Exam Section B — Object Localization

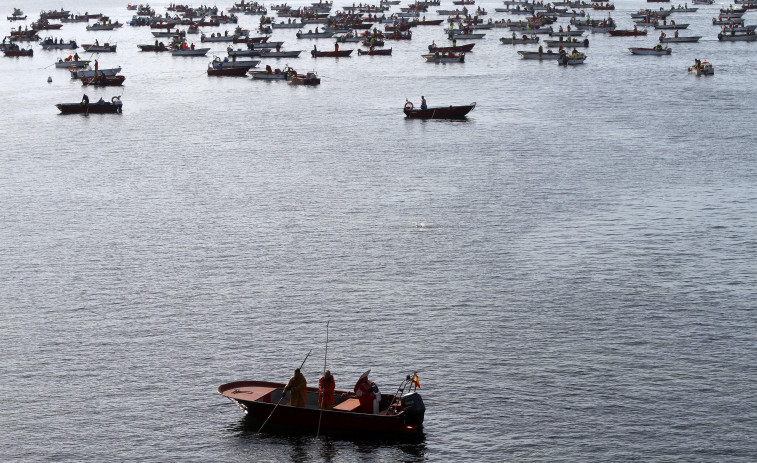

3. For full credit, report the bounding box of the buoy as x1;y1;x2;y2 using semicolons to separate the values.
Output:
47;76;52;83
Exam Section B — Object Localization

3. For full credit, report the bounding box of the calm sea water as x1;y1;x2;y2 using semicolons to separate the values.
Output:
1;0;756;461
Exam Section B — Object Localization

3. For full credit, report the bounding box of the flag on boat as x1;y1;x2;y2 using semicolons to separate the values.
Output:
412;374;420;389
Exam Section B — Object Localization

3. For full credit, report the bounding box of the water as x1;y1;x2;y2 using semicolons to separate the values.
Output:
1;0;756;461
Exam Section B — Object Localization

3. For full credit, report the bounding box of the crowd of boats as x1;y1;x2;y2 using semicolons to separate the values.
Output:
3;0;755;116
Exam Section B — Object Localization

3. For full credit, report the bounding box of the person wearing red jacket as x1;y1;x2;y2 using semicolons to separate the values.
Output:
354;370;380;414
318;370;335;410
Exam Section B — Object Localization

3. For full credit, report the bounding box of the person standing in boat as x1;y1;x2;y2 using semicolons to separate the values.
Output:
282;368;307;407
421;96;427;110
318;370;335;410
354;370;380;414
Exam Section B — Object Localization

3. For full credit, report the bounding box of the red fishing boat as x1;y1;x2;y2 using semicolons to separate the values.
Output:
81;74;126;86
218;373;424;436
428;42;475;53
3;47;33;57
207;64;251;76
404;100;476;119
290;70;321;85
608;29;648;36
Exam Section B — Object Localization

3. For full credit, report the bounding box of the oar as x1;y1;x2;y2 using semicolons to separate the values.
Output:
315;321;329;439
257;349;312;433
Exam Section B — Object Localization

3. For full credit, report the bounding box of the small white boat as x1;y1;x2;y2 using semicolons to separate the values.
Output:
713;17;744;25
260;50;303;58
210;56;260;68
201;33;235;42
272;21;306;29
629;46;672;55
508;26;553;34
721;25;757;33
70;66;122;79
82;43;117;52
448;31;486;39
249;42;285;49
499;35;539;44
296;30;335;39
227;48;262;57
249;66;297;80
660;35;701;43
549;30;585;37
422;52;465;63
654;23;689;30
558;51;586;65
517;50;561;60
171;47;210;56
688;60;714;75
544;38;589;47
718;31;757;41
55;59;90;68
86;22;118;31
40;40;78;50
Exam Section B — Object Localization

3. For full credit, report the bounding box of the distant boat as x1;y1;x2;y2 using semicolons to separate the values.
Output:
171;47;210;56
629;46;672;55
357;47;392;55
3;48;34;57
311;48;353;57
659;35;701;42
55;59;90;68
82;43;117;52
70;66;122;79
688;60;714;75
81;74;126;86
422;52;465;63
404;100;476;119
290;70;321;85
40;39;78;50
56;96;123;114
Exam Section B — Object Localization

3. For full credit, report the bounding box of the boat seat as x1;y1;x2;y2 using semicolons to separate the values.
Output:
228;386;278;403
333;398;361;412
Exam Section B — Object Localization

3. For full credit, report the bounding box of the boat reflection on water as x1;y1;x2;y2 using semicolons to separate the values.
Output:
224;417;427;463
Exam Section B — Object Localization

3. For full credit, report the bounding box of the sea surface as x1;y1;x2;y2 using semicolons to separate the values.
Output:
1;0;756;461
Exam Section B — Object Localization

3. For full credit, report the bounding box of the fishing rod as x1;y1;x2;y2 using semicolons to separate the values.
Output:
315;321;329;439
257;349;312;433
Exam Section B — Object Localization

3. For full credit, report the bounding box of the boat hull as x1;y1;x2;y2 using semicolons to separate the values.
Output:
3;50;34;57
56;101;123;114
718;33;757;41
81;75;126;86
71;67;122;79
171;48;211;56
404;103;476;119
660;36;701;42
357;48;392;55
311;49;353;57
207;66;251;76
55;60;90;68
518;50;560;60
629;47;672;55
218;381;421;436
428;43;474;53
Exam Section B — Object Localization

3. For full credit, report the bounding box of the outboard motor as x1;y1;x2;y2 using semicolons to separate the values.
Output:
401;392;425;426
